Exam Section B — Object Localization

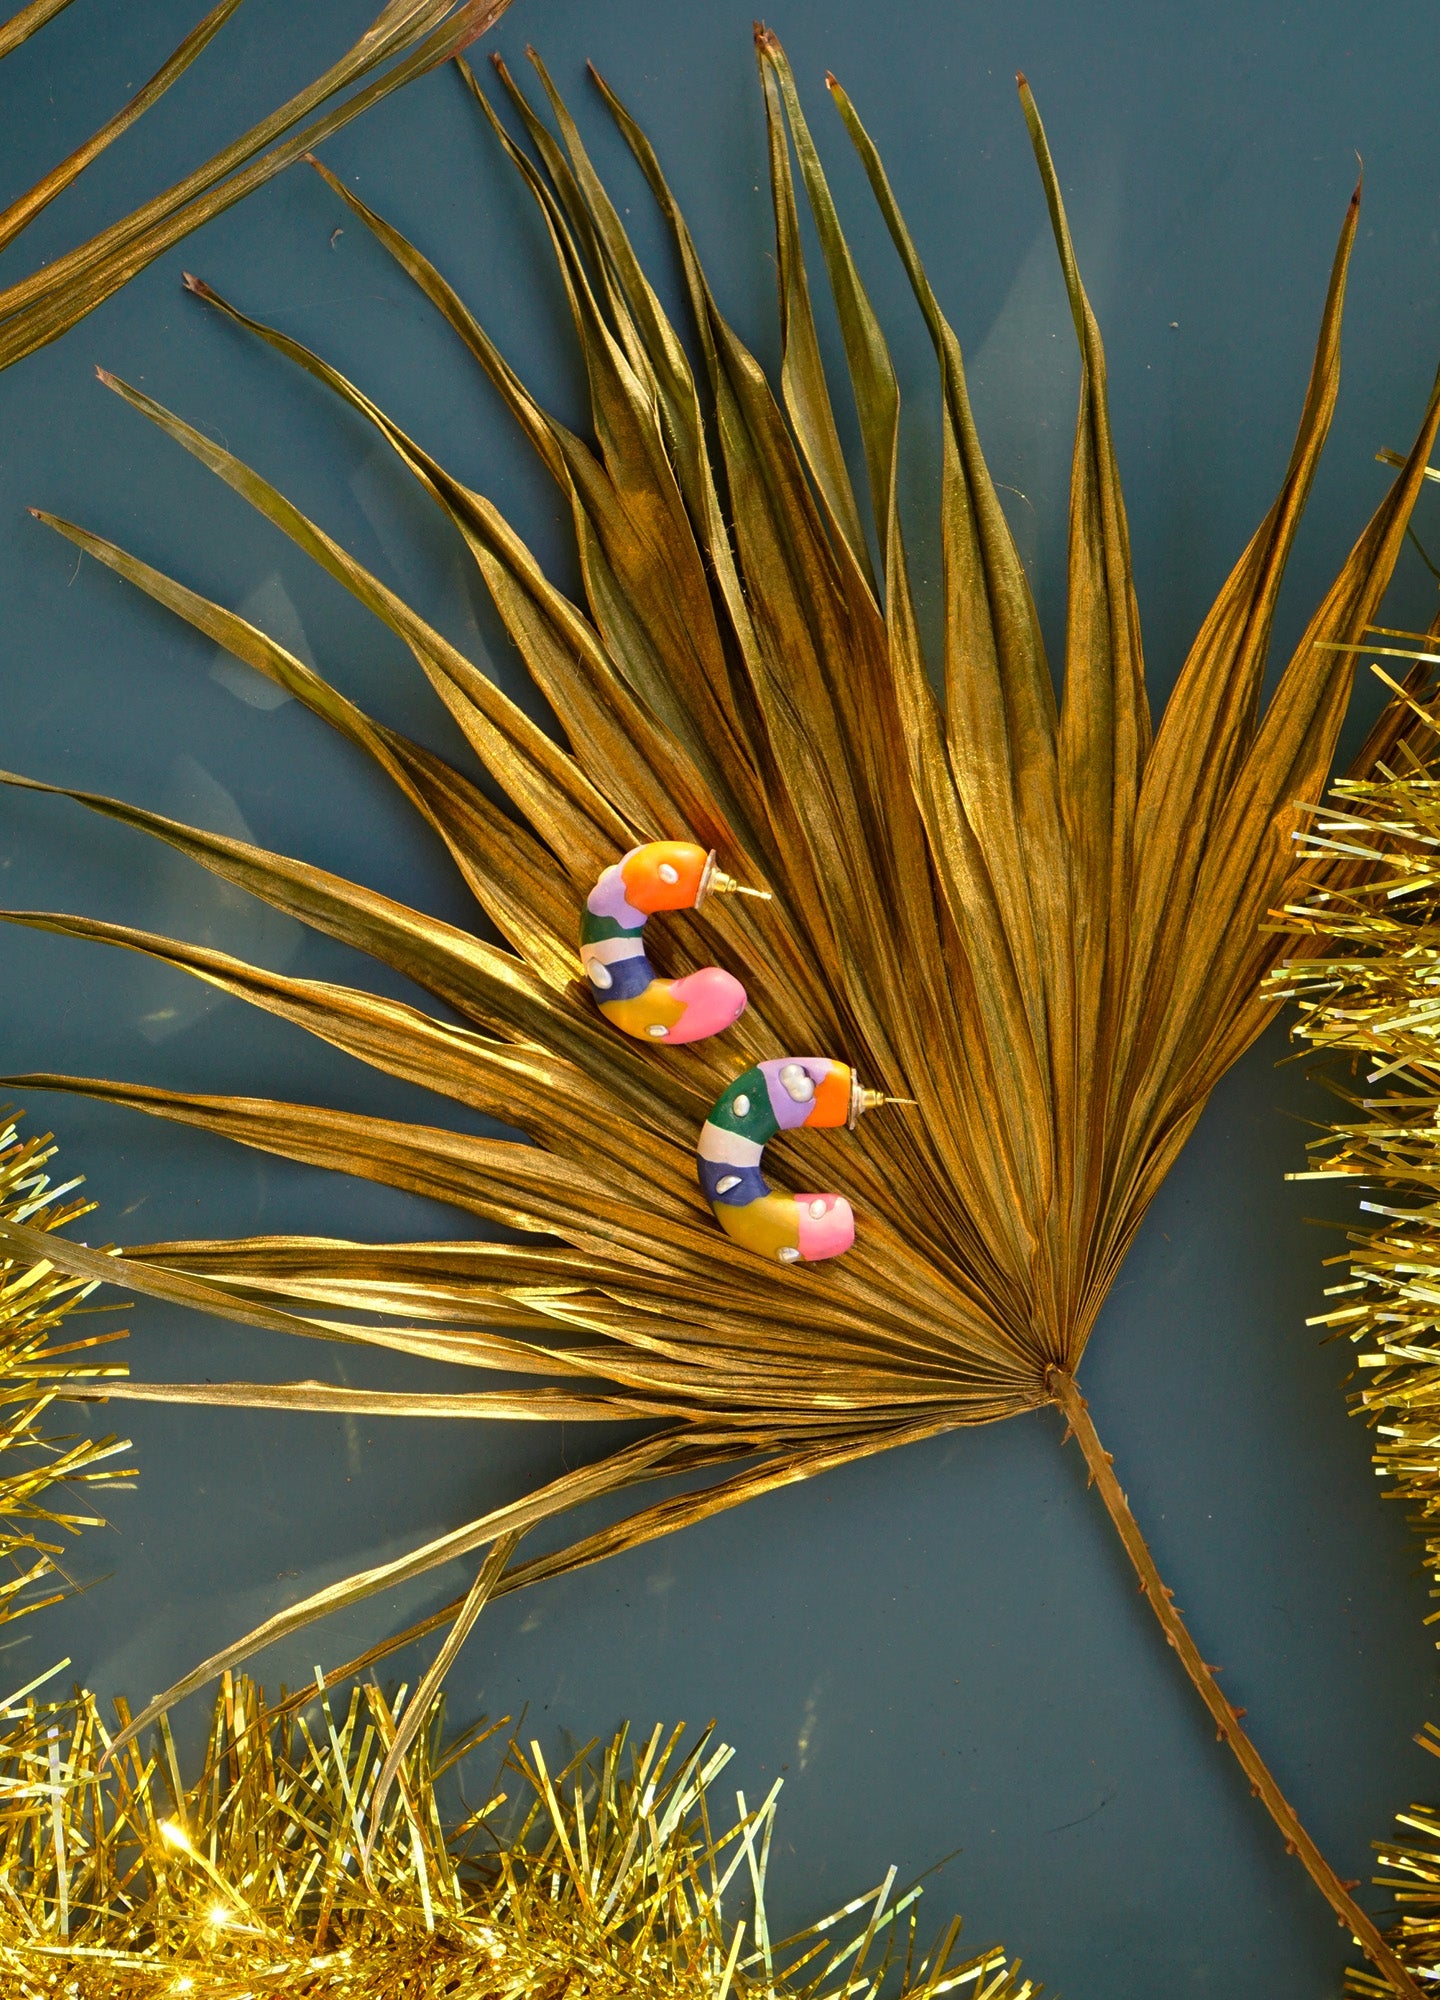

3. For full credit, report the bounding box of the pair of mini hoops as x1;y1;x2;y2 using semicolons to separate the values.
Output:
580;840;909;1267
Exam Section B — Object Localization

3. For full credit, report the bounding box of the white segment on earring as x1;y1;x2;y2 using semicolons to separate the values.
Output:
581;935;649;964
580;934;647;991
697;1122;765;1167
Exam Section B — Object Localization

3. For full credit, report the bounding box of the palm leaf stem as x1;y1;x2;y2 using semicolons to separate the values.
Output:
1049;1369;1414;1996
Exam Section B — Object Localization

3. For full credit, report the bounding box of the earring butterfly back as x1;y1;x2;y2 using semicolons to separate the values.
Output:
581;841;770;1045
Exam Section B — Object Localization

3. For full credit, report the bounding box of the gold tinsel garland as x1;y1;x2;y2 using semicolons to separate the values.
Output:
0;1115;132;1629
1273;660;1440;1993
0;1122;1035;1997
0;1677;1037;2000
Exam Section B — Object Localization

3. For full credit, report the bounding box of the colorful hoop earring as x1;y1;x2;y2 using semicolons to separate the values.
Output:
697;1057;914;1264
581;841;769;1045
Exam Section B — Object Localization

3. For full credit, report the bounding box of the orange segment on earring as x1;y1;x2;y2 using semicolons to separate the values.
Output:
619;840;711;912
808;1063;852;1128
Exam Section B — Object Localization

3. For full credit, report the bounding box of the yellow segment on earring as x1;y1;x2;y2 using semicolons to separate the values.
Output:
599;979;687;1041
714;1191;802;1261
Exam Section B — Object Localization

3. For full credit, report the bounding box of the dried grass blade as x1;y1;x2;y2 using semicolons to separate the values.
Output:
755;36;874;588
105;1429;695;1758
92;371;627;871
33;508;577;986
0;0;74;62
0;1211;559;1371
824;68;1060;820
1018;79;1148;953
67;1379;677;1421
0;0;244;255
0;1;516;368
119;1233;649;1314
1133;190;1357;908
362;1529;519;1845
0;908;700;1188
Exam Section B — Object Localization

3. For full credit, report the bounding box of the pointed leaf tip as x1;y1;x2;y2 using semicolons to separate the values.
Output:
94;366;115;386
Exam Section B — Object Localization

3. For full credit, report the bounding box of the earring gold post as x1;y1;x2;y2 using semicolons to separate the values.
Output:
849;1083;920;1127
697;852;773;904
708;869;773;900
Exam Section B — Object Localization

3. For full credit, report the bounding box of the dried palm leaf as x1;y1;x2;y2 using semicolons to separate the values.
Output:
5;30;1440;1988
0;1114;132;1629
0;1674;1036;2000
0;0;516;370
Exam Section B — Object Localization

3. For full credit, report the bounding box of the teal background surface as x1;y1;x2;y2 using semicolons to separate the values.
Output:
3;2;1440;1991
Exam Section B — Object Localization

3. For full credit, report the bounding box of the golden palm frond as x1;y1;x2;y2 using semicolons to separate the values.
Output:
0;0;515;370
0;1114;132;1630
5;31;1440;1987
0;1672;1037;1999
